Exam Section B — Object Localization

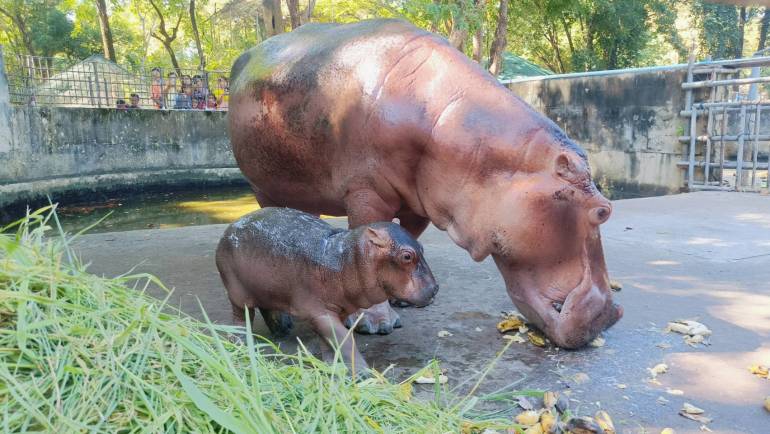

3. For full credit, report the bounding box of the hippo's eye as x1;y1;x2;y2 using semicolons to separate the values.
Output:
399;250;414;264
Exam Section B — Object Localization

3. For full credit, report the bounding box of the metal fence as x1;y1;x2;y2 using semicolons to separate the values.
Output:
3;52;230;111
680;55;770;192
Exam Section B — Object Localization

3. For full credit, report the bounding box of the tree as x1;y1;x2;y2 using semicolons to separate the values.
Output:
262;0;284;36
0;1;38;55
287;0;300;29
147;0;184;72
759;8;770;53
189;0;205;69
488;0;508;75
95;0;116;61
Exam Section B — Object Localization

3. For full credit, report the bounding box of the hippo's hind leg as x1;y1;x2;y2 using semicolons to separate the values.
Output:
259;308;294;338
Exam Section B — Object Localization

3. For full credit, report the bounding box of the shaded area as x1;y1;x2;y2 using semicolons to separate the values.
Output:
72;192;770;433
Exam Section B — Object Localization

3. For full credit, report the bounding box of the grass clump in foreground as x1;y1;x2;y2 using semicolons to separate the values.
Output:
0;207;520;433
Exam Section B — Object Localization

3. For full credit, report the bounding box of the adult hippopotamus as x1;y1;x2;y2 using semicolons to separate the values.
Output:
228;18;622;348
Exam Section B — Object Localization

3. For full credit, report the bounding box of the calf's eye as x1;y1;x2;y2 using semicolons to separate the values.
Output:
399;251;414;264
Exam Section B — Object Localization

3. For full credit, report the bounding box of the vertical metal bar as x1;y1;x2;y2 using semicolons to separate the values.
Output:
720;105;727;186
91;62;102;108
705;69;717;184
752;103;761;189
686;51;696;189
736;102;747;190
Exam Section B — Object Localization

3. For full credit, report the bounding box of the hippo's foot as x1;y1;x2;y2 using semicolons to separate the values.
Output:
344;301;402;335
259;308;294;338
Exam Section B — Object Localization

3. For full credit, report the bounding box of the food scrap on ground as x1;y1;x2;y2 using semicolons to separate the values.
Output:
649;363;669;378
749;364;770;379
679;402;712;425
665;320;712;346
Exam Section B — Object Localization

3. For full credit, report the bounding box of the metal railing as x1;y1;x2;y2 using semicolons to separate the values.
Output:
680;54;770;192
3;52;230;111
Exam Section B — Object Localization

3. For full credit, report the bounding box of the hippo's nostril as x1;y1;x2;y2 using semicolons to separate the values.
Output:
552;301;563;313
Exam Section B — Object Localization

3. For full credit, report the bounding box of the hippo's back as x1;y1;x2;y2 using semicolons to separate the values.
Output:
227;19;441;214
222;208;350;270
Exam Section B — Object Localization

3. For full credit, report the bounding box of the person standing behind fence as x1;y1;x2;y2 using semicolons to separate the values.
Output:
214;77;229;110
192;75;206;110
164;71;178;109
175;74;193;109
150;67;164;109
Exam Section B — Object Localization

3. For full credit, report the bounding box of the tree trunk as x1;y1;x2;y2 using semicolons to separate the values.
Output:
760;8;770;53
161;41;181;72
262;0;284;36
472;0;485;63
287;0;300;29
300;0;316;24
189;0;205;70
488;0;509;76
95;0;116;61
148;0;183;74
737;6;746;58
472;28;483;62
448;17;466;51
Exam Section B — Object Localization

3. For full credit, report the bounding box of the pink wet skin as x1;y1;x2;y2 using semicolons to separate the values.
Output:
215;208;438;373
228;18;622;348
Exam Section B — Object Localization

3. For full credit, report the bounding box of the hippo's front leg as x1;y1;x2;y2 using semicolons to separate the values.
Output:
311;312;369;374
343;188;403;335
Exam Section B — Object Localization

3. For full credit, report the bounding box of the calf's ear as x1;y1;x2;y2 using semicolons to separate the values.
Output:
366;227;391;248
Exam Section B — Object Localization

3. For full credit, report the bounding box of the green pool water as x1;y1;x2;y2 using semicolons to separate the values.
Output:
50;186;262;234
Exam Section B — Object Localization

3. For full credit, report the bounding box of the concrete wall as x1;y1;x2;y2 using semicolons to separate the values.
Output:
1;60;690;212
506;66;687;198
0;105;241;208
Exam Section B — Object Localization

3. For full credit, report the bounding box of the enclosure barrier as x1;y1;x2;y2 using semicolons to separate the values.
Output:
2;51;230;111
680;54;770;192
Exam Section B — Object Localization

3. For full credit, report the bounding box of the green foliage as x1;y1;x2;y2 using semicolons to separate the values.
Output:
0;208;521;432
0;0;765;75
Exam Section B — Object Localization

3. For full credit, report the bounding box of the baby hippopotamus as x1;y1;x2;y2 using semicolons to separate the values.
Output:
215;207;438;372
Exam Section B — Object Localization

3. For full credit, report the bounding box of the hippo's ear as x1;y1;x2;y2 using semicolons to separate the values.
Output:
366;227;391;248
555;153;575;179
554;153;588;185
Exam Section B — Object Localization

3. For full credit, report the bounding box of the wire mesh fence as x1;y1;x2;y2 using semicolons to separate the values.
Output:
3;52;230;111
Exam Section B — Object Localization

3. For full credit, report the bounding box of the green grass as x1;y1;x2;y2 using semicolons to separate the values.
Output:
0;206;522;433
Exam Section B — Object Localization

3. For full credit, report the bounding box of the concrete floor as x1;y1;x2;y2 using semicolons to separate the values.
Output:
73;192;770;434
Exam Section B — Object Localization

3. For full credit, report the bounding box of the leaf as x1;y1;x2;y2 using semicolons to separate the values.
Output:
610;280;623;291
589;336;605;347
595;410;615;434
678;411;712;424
749;364;770;379
415;374;448;384
171;368;250;434
527;330;546;347
517;395;535;410
649;363;668;378
496;315;525;333
514;410;539;426
437;330;453;337
396;382;412;401
682;402;704;414
764;396;770;412
666;388;684;396
502;334;526;343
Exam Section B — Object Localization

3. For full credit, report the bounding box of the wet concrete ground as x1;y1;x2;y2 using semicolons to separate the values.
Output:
73;191;770;434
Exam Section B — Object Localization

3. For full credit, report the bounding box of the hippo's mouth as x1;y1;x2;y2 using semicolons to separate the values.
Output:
495;257;622;348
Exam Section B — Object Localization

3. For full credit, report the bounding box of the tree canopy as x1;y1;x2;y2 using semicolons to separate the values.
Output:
0;0;767;75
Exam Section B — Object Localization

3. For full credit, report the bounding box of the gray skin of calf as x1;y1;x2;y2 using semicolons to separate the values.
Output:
215;207;438;373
